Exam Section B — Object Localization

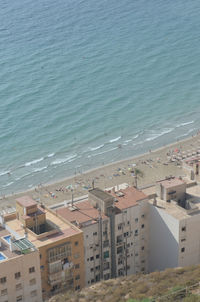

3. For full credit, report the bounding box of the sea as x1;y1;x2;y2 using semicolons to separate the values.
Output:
1;0;200;195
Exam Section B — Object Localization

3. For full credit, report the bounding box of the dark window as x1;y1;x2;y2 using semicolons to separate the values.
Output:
104;273;110;280
90;256;94;261
0;277;6;284
141;214;145;218
182;227;186;232
75;275;80;280
75;241;79;246
29;267;35;273
135;218;138;223
93;232;97;236
104;251;109;259
141;224;144;228
90;268;94;272
75;264;80;269
75;285;80;290
181;238;186;242
135;230;138;236
96;254;99;259
181;247;185;253
141;246;144;251
15;272;21;279
117;246;123;254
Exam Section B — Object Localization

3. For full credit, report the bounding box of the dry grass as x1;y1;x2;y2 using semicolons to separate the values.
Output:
48;265;200;302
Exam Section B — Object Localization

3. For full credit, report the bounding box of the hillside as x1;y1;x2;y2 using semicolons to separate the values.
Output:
48;266;200;302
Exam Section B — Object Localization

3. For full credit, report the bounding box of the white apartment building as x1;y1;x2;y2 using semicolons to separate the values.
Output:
148;177;200;272
57;184;149;285
0;223;42;302
57;200;112;286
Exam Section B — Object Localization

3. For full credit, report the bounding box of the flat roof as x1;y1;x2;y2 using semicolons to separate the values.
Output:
0;227;23;260
111;187;147;210
6;206;81;248
157;177;185;189
89;188;115;203
57;201;108;227
16;196;37;208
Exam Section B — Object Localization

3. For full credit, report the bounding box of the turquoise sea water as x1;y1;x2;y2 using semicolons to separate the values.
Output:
1;0;200;195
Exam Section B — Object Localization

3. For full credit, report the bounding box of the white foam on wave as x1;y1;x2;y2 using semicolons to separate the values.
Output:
33;166;47;172
178;128;196;138
109;136;121;143
25;157;44;167
145;128;174;142
3;181;14;188
176;121;194;128
51;154;77;166
89;144;104;151
88;147;118;158
47;153;55;158
0;171;10;177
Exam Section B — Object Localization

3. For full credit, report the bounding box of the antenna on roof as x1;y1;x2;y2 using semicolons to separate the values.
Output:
92;179;95;189
71;189;74;207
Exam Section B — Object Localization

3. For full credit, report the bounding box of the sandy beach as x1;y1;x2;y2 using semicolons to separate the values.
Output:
1;133;200;211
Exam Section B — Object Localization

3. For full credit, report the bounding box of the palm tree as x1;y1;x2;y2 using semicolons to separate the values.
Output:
134;168;144;188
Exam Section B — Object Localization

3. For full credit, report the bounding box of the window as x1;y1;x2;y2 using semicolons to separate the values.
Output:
141;224;144;229
96;254;99;259
182;227;186;232
1;289;7;296
29;267;35;274
30;290;37;297
95;274;100;282
135;230;138;236
103;262;110;270
141;260;145;264
90;268;94;272
181;238;186;242
135;218;138;223
93;232;97;236
91;279;94;284
16;284;22;290
0;277;6;284
117;246;123;254
75;285;80;290
141;246;145;251
135;252;138;257
75;264;80;269
90;256;94;261
127;221;130;225
118;224;122;230
96;265;100;270
75;275;80;280
15;272;21;279
87;258;89;262
29;279;36;286
75;241;79;246
181;247;185;253
104;251;109;259
74;253;80;259
141;214;145;218
16;296;23;302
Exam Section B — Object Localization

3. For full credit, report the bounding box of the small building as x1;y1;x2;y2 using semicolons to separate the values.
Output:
156;177;186;204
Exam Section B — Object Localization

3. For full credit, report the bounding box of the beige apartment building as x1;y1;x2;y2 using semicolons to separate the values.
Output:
2;196;85;300
0;224;42;302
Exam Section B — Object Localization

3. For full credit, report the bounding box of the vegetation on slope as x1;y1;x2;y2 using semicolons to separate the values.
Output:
49;265;200;302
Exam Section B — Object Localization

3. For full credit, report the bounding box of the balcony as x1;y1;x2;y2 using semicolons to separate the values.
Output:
48;251;71;263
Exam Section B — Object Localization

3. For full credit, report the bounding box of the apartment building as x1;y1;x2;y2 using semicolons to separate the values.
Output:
149;177;200;272
57;184;149;285
3;196;85;300
56;201;111;286
0;224;42;302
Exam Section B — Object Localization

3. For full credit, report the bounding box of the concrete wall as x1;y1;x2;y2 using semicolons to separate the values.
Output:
179;214;200;267
148;204;179;272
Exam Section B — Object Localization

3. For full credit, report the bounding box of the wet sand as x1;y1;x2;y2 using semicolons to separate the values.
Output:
1;133;200;211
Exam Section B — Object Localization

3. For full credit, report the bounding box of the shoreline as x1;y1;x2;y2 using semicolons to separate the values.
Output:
1;132;199;210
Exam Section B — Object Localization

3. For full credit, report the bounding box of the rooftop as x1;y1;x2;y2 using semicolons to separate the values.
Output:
16;195;37;208
0;227;32;260
157;177;185;189
89;188;115;203
5;197;82;248
110;187;147;210
56;201;108;227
